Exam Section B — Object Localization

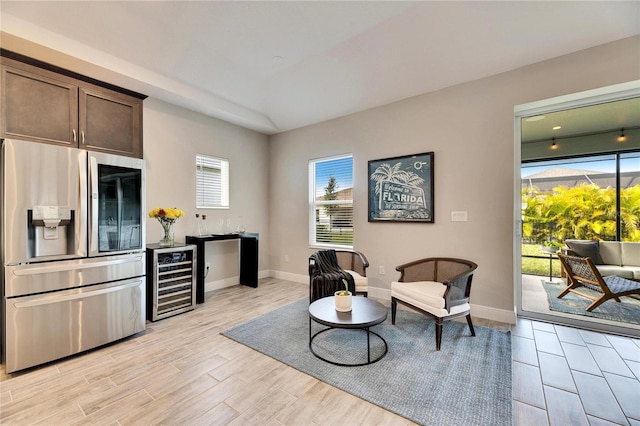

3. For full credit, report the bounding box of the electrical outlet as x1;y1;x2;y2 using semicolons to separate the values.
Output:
379;265;385;275
284;254;289;262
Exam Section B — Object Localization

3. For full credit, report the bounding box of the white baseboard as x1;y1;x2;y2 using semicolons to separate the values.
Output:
268;270;516;325
259;269;270;279
271;270;307;284
205;276;240;292
204;269;272;292
367;286;390;300
470;304;517;325
240;270;517;325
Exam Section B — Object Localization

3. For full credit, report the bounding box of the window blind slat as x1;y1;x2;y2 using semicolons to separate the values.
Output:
309;155;353;247
196;154;229;209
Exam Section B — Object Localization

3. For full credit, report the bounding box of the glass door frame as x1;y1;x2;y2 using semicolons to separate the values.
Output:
88;151;146;257
513;80;640;337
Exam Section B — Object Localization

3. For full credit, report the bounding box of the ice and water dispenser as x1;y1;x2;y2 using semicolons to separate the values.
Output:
28;205;74;258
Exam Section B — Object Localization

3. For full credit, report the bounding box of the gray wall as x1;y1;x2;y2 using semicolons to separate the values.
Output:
144;98;270;287
2;31;638;320
268;36;640;322
0;34;272;290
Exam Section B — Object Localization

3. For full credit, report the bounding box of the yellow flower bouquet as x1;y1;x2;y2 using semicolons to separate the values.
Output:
149;207;185;246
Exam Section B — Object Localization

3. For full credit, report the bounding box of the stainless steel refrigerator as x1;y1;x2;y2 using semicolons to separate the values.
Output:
1;138;146;373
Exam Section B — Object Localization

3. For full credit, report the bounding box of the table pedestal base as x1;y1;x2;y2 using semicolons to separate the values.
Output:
309;322;388;367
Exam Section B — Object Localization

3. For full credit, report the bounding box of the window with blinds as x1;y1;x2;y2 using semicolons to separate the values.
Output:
309;154;353;248
196;154;229;209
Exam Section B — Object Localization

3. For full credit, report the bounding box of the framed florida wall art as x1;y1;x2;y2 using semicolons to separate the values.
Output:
368;152;434;222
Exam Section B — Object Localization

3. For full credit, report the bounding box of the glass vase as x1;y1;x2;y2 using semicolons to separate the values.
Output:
198;214;208;236
159;221;174;247
235;216;245;233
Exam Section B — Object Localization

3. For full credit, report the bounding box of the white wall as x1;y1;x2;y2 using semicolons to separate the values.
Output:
144;98;270;287
268;36;640;323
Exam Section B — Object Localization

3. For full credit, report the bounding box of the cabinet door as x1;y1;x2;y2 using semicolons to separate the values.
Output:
1;63;78;146
79;87;143;158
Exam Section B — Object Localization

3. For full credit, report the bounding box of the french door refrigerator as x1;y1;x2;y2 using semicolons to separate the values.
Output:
1;138;146;373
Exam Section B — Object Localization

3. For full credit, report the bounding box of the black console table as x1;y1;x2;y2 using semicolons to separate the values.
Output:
185;233;259;303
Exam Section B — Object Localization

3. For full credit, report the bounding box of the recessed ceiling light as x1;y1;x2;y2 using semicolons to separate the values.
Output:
553;126;562;130
525;115;546;122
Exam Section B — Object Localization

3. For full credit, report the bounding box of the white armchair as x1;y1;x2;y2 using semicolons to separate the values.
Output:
391;257;478;351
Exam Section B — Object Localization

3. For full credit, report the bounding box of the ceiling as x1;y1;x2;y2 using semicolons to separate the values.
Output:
521;97;640;143
1;1;639;135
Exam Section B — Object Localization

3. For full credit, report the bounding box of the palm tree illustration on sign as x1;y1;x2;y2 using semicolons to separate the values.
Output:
368;153;434;222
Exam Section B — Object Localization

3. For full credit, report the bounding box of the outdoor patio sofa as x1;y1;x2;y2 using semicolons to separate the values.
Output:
562;239;640;281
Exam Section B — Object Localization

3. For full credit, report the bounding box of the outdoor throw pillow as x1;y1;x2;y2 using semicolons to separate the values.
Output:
565;239;604;265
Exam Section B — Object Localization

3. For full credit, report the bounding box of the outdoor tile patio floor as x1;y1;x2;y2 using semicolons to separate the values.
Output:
512;317;640;425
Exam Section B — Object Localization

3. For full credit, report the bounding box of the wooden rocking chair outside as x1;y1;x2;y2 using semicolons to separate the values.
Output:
557;253;640;312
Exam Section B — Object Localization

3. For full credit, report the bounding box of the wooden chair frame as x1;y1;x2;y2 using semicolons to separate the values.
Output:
392;257;478;351
557;253;640;311
309;250;370;297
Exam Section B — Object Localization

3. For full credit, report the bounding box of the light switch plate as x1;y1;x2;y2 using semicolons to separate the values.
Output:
451;211;468;222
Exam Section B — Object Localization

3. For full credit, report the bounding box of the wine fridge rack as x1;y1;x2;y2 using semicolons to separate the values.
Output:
146;244;196;321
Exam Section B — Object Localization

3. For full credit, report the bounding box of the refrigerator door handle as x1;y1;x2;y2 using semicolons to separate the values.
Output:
12;279;143;308
78;151;88;255
89;155;99;254
11;255;144;276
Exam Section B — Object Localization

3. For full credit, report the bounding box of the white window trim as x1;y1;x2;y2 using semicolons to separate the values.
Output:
196;154;229;209
308;153;354;249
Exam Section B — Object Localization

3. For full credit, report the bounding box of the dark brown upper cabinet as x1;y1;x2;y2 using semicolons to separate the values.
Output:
1;52;145;158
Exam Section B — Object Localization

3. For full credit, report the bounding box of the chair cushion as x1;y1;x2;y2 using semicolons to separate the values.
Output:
595;265;635;279
621;243;640;267
565;240;604;264
603;275;640;293
391;281;469;318
599;241;622;266
344;270;367;292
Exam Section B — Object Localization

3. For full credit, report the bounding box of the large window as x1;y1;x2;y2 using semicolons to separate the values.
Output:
620;152;640;241
196;154;229;209
309;154;353;248
521;151;640;276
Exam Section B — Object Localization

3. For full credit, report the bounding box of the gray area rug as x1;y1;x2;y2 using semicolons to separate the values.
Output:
223;298;512;425
543;281;640;325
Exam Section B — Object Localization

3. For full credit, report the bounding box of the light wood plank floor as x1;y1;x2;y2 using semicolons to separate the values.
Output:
0;278;415;425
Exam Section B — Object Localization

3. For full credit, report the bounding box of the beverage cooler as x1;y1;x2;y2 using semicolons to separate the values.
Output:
146;244;197;321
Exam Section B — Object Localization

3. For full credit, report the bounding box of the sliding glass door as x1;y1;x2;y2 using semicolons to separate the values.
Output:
620;152;640;241
515;84;640;336
519;151;640;334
